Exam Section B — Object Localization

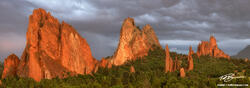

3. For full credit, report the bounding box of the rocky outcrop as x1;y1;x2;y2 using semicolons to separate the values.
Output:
165;45;174;73
197;36;230;59
109;17;161;66
2;54;20;78
188;46;194;71
180;68;185;78
99;58;112;68
130;66;135;73
10;8;97;81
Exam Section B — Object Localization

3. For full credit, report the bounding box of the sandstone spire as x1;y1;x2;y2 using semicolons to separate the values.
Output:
165;45;173;72
188;46;194;71
109;17;161;66
197;36;230;59
130;66;135;73
2;54;20;78
189;46;194;55
13;8;97;81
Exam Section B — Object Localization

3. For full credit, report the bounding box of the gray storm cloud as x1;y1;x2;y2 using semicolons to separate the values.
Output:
0;0;250;60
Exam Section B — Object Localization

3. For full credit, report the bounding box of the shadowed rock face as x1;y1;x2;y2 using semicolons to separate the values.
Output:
13;8;97;81
109;17;161;66
2;54;20;79
197;36;230;59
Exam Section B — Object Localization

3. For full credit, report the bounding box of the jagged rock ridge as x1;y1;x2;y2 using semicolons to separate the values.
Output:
197;36;230;59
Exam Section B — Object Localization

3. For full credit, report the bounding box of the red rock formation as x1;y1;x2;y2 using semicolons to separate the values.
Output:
189;46;194;55
15;8;97;81
99;58;112;68
188;46;194;71
180;68;185;78
197;36;230;59
165;45;174;72
173;57;180;72
169;57;173;72
99;58;108;68
130;66;135;73
2;54;20;78
109;17;161;66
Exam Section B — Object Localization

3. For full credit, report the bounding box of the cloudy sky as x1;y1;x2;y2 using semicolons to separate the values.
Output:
1;0;250;60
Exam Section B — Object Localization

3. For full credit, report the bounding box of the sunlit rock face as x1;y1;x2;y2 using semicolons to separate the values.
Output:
15;8;97;81
60;21;97;75
2;54;20;79
197;36;230;59
109;17;161;66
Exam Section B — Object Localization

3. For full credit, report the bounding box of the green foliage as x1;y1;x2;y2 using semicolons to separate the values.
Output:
0;47;249;88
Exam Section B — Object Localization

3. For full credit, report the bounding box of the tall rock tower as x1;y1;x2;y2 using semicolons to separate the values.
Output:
109;17;161;66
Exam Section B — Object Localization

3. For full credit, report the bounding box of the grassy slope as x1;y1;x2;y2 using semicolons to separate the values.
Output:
1;47;249;88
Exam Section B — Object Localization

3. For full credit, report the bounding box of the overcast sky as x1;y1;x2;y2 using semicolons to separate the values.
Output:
0;0;250;60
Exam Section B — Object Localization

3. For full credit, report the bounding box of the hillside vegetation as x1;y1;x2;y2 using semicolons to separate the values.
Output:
1;47;249;88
